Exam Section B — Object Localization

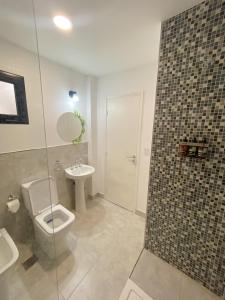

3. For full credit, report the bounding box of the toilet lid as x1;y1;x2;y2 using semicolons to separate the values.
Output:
28;177;58;216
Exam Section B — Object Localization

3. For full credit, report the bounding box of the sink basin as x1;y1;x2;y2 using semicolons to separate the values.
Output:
0;228;19;299
65;164;95;180
65;164;95;213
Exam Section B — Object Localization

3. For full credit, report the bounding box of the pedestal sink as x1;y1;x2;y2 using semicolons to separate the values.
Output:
65;164;95;213
0;228;19;300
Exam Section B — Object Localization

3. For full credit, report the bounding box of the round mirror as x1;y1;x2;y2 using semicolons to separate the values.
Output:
57;111;85;144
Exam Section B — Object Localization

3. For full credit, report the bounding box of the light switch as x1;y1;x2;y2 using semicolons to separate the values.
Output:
144;148;151;156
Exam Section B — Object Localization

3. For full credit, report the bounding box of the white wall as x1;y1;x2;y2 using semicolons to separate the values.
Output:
40;58;88;147
97;64;158;213
0;38;158;213
0;39;46;153
86;76;98;195
0;38;88;153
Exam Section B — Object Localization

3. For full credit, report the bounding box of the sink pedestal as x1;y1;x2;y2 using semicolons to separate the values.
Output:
65;164;95;213
75;180;86;213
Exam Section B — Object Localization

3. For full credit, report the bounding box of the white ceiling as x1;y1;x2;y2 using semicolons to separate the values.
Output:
0;0;203;76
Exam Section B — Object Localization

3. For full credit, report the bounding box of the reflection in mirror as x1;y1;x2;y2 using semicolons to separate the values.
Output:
0;81;17;115
57;112;82;143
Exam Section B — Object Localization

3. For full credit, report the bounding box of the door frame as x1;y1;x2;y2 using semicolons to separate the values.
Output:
104;91;144;212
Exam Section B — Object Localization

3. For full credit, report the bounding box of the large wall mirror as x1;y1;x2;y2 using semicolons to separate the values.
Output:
0;70;29;124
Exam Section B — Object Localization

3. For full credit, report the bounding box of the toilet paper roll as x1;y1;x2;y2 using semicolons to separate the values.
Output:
7;199;20;213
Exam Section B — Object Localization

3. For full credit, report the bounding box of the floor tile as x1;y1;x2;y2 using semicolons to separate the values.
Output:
10;198;145;300
68;198;145;300
179;275;221;300
119;279;153;300
131;249;221;300
131;250;182;300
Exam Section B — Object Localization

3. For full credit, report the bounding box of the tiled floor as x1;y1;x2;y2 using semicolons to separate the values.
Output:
131;249;222;300
8;198;223;300
9;198;145;300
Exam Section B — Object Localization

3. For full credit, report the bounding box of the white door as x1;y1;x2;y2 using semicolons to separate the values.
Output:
105;92;142;211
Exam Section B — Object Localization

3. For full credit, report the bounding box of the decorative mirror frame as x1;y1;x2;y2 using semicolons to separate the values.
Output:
0;70;29;124
72;110;85;144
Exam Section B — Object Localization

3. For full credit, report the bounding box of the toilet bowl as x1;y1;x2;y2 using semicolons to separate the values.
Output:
22;177;75;259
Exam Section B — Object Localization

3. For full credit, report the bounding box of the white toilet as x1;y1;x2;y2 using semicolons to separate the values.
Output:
22;177;75;258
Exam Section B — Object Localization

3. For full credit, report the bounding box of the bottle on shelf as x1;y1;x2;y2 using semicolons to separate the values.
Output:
198;137;207;158
188;137;197;157
179;137;189;157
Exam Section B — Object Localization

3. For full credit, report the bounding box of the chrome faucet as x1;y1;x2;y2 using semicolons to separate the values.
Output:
74;159;79;167
78;158;83;166
74;158;83;167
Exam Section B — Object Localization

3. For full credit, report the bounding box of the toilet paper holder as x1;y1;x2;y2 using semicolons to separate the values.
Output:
7;194;20;214
8;194;17;201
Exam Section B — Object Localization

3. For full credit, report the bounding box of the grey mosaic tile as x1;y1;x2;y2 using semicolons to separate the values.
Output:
145;0;225;296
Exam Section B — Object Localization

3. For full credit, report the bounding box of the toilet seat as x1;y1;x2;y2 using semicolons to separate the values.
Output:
35;204;75;235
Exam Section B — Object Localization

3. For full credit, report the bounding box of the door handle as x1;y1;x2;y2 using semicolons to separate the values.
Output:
126;155;137;163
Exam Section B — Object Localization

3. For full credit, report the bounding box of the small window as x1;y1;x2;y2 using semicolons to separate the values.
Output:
0;70;29;124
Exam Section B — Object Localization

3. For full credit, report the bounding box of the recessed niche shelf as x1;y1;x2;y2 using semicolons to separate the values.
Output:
179;142;209;159
180;142;209;148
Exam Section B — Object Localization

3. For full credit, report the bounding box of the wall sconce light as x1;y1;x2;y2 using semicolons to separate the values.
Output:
69;90;79;102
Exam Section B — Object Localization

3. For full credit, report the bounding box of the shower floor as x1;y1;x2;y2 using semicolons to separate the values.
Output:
130;249;221;300
9;197;145;300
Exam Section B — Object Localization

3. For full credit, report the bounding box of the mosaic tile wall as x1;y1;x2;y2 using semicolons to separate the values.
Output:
145;0;225;296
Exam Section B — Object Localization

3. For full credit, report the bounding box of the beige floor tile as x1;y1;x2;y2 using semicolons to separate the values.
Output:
67;199;145;300
68;257;127;300
131;250;182;300
10;198;145;300
68;288;91;300
69;272;116;300
131;249;222;300
9;263;60;300
55;246;98;299
179;275;221;300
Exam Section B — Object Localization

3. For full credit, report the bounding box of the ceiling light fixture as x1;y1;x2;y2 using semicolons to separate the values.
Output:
53;15;72;31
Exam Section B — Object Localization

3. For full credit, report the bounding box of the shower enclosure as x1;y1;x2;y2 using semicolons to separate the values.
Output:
0;0;80;299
